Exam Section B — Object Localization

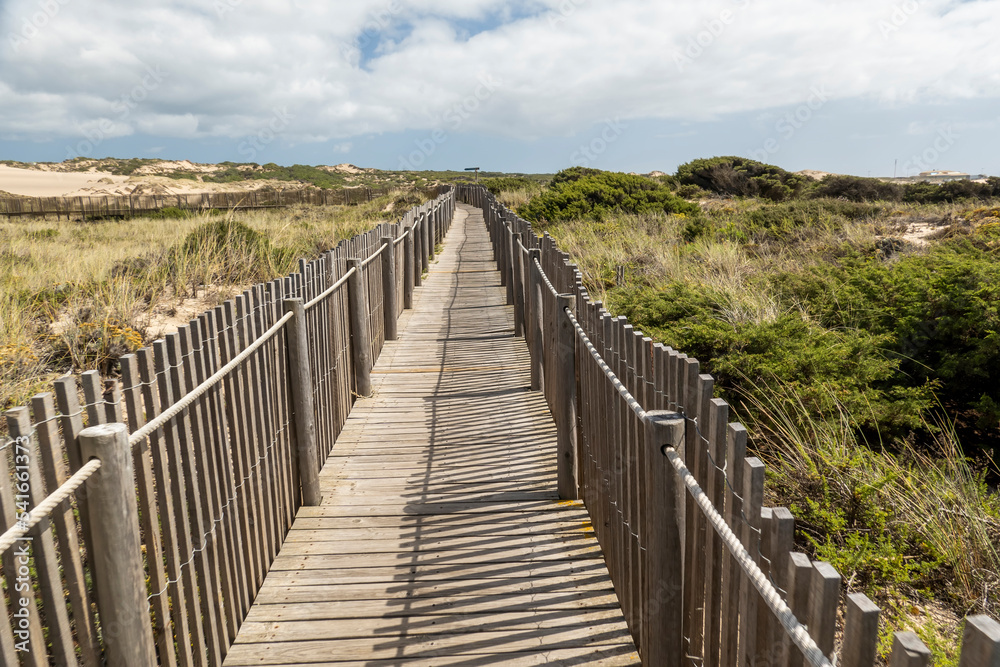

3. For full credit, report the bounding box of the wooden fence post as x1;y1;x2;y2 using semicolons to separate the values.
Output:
282;299;322;506
381;236;398;340
889;633;931;667
842;593;881;667
512;232;525;337
505;222;516;305
528;248;544;392
404;226;415;308
642;411;686;667
428;207;436;261
414;217;423;287
555;294;579;499
420;214;430;275
78;423;157;667
347;258;373;397
959;616;1000;667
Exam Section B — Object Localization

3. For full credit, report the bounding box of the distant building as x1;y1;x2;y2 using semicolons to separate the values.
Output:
917;170;970;183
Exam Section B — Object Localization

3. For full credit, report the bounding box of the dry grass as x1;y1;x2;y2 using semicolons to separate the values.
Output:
0;190;426;413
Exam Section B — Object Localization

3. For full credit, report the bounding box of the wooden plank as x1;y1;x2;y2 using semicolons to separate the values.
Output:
842;593;881;667
808;561;841;658
221;203;635;666
6;408;75;665
739;457;765;667
958;615;1000;667
152;339;207;665
0;412;49;666
889;632;931;667
30;392;102;667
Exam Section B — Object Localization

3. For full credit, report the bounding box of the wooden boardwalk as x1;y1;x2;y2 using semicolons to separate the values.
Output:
222;204;639;666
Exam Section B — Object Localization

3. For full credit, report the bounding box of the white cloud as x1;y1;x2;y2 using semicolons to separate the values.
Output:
1;0;998;149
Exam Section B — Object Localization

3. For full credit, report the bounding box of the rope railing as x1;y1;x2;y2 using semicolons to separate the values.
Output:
128;310;294;447
664;447;833;667
565;307;647;421
361;242;388;268
304;267;355;311
0;459;103;555
534;257;561;300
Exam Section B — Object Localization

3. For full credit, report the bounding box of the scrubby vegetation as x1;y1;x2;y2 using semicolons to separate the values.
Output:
0;190;428;414
517;169;697;222
524;164;1000;662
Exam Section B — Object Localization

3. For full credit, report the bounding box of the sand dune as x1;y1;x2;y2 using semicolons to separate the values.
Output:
0;165;131;197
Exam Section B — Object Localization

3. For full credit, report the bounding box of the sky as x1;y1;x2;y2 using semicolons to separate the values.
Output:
0;0;998;177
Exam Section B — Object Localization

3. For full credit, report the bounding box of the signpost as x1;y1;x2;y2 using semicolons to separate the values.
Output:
464;167;480;183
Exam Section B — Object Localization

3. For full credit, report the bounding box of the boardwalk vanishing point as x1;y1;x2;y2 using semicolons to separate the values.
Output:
222;203;641;665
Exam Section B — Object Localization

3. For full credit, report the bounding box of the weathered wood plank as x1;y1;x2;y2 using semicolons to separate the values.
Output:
222;203;635;666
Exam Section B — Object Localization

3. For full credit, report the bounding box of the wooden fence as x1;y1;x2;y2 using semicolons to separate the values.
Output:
459;183;1000;667
0;186;400;219
0;186;455;665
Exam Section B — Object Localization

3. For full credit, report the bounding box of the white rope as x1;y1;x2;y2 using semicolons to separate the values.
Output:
393;226;411;246
304;267;355;311
0;459;102;554
129;311;294;446
361;243;388;268
664;447;834;667
565;308;647;421
534;257;562;299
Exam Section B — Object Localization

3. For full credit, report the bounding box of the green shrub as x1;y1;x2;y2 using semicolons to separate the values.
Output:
518;169;698;223
716;199;883;244
675;156;809;201
811;175;903;202
146;206;189;220
772;243;1000;455
481;177;537;195
611;282;933;434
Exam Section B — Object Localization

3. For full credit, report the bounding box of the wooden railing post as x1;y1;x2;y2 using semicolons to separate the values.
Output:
428;207;436;261
959;616;1000;667
420;213;430;275
512;232;525;338
282;298;322;506
381;236;398;340
347;258;373;397
555;294;579;499
505;221;515;305
642;411;686;667
77;423;157;667
529;248;544;391
404;226;415;308
414;217;423;288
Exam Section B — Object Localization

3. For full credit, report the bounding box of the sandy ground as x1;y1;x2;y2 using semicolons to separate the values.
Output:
0;161;379;198
0;165;131;197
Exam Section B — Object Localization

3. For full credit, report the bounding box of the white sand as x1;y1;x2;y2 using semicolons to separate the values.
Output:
0;165;129;197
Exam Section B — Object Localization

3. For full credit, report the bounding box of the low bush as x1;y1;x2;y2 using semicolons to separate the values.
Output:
811;174;904;202
518;169;698;223
676;156;809;201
